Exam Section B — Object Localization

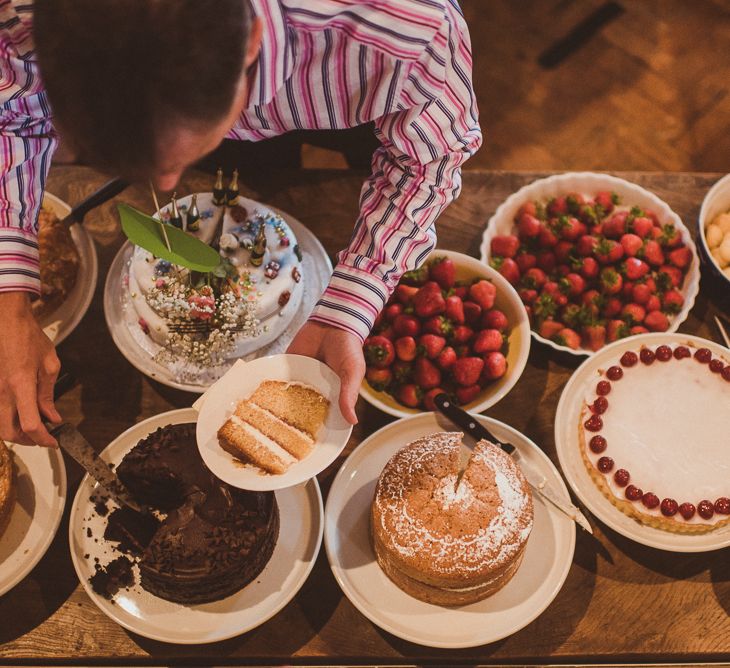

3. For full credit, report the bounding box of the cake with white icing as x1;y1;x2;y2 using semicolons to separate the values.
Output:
371;432;533;606
125;192;304;385
580;341;730;533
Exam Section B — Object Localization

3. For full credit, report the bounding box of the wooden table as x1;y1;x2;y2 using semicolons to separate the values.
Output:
1;167;728;665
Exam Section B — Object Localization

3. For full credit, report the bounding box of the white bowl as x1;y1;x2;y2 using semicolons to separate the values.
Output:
480;172;701;357
358;249;531;418
697;173;730;288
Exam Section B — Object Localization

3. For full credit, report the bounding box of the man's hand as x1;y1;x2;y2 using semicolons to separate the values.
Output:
0;293;61;446
287;321;365;425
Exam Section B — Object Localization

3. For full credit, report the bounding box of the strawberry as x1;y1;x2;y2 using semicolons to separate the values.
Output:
662;289;684;313
606;319;630;342
473;329;504;354
553;327;581;350
429;256;456;289
645;295;661;312
595;190;618;214
547;196;568;217
413;283;446;317
363;336;395;368
566;193;586;214
444;295;465;324
394;284;419;305
620;233;643;257
582;324;606;352
602;296;623;318
599;267;623;294
579;256;599;280
538;224;559;249
469;279;497;310
594;238;623;265
624;257;649;280
577;234;599;257
657;265;682;288
602;211;628;238
418;333;446;359
538;319;564;340
455;384;481;405
492;256;520;285
481;309;509;331
536;250;557;272
423;315;453;337
621;280;635;300
396;383;422;408
453;356;484;386
451;325;474;345
516;252;537;273
559;216;585;241
392;360;413;383
554;240;575;263
414;357;441;390
629;216;653;238
542;281;568;307
454;344;471;358
523;267;547;289
532;293;558;321
384;302;403;322
518;213;542;239
640;240;664;267
436;346;457;370
632;283;652;305
516;201;538;219
490;235;520;259
377;323;395;340
463;301;482;325
668;246;691;269
556;263;571;277
621;303;646;324
518;287;538;304
395;336;417;362
660;224;682;248
560;273;585;298
644;310;669;332
630;325;649;335
481;351;507;380
650;225;664;240
401;265;429;286
422;388;447;412
393;314;421;337
365;367;393;391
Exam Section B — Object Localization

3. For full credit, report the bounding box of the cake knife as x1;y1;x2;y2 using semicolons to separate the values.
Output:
433;393;593;534
60;177;129;229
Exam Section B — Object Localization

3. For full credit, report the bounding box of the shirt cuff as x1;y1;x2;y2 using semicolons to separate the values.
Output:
0;227;41;295
309;264;389;343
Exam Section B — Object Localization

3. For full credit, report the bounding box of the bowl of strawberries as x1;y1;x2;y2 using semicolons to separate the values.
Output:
360;249;531;418
480;173;700;356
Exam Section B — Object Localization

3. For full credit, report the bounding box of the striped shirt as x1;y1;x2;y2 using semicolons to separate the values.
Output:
0;0;481;341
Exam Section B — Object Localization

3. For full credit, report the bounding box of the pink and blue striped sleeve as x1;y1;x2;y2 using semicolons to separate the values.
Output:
309;0;482;342
0;31;57;295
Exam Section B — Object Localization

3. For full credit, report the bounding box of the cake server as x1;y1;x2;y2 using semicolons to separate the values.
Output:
60;177;129;228
433;393;593;534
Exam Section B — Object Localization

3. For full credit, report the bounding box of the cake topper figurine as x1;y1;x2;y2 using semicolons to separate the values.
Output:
168;193;183;229
186;193;200;231
250;220;267;267
226;168;240;206
212;167;226;206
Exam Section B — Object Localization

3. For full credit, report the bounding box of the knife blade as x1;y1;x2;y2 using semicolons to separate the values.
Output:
49;422;144;513
60;177;129;229
433;393;593;534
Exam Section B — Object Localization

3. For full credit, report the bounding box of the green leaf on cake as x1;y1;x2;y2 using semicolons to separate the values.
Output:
118;203;221;273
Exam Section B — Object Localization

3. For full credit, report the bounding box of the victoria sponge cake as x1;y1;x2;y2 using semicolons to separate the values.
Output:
371;432;533;606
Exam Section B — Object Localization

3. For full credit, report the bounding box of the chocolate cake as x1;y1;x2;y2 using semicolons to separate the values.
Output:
115;423;279;604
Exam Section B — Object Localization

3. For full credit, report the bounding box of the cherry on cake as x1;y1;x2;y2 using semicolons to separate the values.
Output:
371;432;533;606
580;341;730;533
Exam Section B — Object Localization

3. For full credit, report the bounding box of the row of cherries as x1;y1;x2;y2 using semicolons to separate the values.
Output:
584;344;730;521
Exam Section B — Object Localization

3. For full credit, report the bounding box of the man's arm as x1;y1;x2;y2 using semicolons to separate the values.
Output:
0;25;61;446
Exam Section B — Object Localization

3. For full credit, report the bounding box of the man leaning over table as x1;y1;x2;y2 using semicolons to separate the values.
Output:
0;0;481;446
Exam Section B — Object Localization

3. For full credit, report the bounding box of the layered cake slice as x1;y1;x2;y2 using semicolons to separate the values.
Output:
0;439;15;540
217;380;330;474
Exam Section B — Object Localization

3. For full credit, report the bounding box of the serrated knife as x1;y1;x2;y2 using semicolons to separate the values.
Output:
433;393;593;534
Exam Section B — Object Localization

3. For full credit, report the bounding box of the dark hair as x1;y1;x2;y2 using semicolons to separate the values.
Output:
34;0;249;178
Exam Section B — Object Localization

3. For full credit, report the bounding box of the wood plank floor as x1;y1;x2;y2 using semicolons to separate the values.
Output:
303;0;730;172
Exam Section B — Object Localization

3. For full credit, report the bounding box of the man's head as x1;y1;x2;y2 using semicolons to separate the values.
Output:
35;0;262;190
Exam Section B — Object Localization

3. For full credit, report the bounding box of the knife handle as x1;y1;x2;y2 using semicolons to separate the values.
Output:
63;177;129;227
53;369;78;401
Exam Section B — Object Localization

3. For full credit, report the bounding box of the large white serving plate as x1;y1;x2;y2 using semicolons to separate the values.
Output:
325;412;575;648
68;408;324;644
555;332;730;552
104;198;332;393
0;444;66;596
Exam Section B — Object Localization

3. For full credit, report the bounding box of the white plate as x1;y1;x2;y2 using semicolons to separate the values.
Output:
324;412;575;648
480;172;701;357
0;444;66;596
103;197;332;393
555;332;730;552
38;193;99;345
68;408;324;644
196;355;352;491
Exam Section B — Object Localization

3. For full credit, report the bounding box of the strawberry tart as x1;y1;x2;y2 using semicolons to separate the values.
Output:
580;341;730;533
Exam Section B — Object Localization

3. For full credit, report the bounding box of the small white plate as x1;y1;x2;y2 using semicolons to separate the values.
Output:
104;197;332;393
38;193;98;346
324;412;575;648
0;444;66;596
555;332;730;552
196;355;352;491
68;408;324;644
